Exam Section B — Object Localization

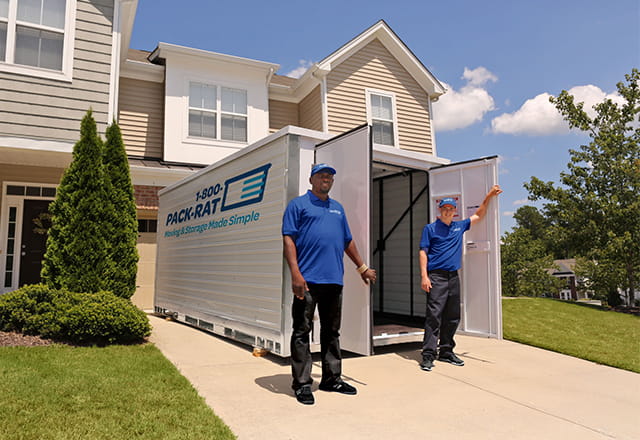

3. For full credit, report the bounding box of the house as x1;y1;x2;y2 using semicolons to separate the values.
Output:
1;1;448;311
548;258;594;301
0;0;141;294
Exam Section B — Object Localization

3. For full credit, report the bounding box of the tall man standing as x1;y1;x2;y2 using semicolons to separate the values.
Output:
419;185;502;371
282;163;376;405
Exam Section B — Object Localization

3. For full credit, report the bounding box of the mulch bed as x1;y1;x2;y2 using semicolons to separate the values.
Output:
611;306;640;316
0;331;54;347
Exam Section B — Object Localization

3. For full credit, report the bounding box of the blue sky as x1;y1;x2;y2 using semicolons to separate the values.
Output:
130;0;639;233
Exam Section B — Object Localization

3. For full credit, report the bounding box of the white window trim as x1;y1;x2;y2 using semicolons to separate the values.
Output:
0;0;76;82
365;88;400;148
184;78;249;147
0;181;58;294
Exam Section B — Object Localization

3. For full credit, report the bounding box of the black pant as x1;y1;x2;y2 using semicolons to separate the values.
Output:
422;270;461;358
290;283;343;390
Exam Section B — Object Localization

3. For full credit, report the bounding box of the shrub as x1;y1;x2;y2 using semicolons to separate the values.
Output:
0;284;55;333
0;284;150;345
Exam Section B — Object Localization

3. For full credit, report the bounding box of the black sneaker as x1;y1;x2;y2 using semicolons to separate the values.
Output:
319;380;357;395
420;357;434;371
294;385;314;405
438;352;465;366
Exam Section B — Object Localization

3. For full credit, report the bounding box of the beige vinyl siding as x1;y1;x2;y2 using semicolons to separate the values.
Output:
298;85;323;131
326;39;433;154
268;99;299;133
118;78;164;158
0;0;115;142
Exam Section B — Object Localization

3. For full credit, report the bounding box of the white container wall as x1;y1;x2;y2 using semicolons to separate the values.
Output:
155;125;502;357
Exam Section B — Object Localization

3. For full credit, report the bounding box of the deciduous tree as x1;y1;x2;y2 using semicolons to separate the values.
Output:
526;69;640;305
501;207;564;297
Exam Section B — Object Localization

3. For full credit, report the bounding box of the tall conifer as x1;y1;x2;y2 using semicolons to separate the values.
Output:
42;110;111;292
103;121;139;298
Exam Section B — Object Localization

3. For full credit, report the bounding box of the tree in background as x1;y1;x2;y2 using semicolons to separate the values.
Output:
526;69;640;306
42;110;112;292
501;206;564;297
103;122;139;299
573;257;625;306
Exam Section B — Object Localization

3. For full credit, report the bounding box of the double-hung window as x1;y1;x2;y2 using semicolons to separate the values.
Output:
189;82;248;143
367;90;397;147
0;0;74;79
189;82;217;138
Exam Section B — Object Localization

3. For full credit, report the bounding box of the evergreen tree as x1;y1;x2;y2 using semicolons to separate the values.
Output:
42;110;111;292
103;121;139;299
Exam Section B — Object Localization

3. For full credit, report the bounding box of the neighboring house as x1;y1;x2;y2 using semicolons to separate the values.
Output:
1;1;447;311
548;259;593;301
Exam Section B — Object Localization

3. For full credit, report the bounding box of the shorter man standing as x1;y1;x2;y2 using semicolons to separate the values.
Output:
419;185;502;371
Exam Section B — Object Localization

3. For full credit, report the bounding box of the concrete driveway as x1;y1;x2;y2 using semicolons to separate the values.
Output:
149;315;639;440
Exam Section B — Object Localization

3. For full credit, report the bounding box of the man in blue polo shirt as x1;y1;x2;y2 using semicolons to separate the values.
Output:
419;185;502;371
282;163;376;405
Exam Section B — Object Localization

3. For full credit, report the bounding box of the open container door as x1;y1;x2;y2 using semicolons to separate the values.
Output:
315;125;373;355
428;156;502;339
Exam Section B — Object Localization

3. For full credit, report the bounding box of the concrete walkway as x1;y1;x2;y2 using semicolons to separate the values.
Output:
149;315;639;440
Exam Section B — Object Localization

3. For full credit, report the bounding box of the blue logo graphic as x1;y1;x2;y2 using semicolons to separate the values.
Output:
221;164;272;212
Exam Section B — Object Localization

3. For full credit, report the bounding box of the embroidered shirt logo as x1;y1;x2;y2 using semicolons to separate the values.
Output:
329;209;342;215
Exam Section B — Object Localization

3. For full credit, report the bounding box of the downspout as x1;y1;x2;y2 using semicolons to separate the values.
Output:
312;67;330;133
428;95;436;157
108;0;122;123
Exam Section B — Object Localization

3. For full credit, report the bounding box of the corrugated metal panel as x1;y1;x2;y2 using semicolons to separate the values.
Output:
372;171;428;317
326;39;433;154
118;78;164;158
298;85;322;131
0;0;114;142
268;99;298;133
155;136;290;337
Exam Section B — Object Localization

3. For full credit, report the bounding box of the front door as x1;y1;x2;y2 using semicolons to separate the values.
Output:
18;199;52;286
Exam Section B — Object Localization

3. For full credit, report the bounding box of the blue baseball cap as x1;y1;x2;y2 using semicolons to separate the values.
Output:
439;197;457;208
310;163;336;177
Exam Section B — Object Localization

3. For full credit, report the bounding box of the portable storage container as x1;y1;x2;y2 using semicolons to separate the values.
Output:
155;124;501;356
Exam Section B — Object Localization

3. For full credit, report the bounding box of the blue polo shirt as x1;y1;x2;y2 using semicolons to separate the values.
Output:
420;218;471;271
282;190;353;285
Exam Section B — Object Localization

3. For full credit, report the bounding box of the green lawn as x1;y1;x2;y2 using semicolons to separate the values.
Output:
0;344;236;440
502;297;640;373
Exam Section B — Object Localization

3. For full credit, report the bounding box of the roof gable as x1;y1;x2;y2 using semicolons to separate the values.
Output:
317;20;445;98
269;20;445;103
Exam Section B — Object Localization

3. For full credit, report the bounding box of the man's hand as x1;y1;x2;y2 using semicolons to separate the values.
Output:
291;272;308;300
360;268;377;285
421;276;432;292
488;184;503;197
470;184;503;225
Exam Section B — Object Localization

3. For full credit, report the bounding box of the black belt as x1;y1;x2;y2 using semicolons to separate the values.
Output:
429;269;458;276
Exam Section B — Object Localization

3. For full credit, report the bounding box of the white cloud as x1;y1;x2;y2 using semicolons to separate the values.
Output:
513;199;529;205
503;211;515;217
286;59;314;79
490;85;623;136
432;67;497;131
463;66;498;87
